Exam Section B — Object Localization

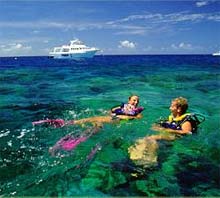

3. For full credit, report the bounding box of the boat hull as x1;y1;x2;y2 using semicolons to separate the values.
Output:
49;50;98;59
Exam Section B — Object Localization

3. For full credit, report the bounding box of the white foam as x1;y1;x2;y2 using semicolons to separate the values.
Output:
3;159;11;163
7;140;12;147
36;179;43;185
20;144;27;149
0;130;10;138
17;131;26;139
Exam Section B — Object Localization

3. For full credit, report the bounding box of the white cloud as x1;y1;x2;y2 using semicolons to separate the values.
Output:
107;14;163;24
105;11;220;36
0;43;32;53
143;46;153;52
171;42;193;50
109;12;209;25
0;10;219;42
32;30;41;34
0;11;219;31
196;1;209;7
115;29;146;35
207;14;220;22
179;42;192;49
166;13;205;23
118;40;136;49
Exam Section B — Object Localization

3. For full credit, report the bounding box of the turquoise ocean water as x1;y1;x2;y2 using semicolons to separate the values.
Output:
0;55;219;196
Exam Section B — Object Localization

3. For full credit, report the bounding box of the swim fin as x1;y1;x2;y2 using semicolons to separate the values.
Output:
32;119;74;128
49;134;88;156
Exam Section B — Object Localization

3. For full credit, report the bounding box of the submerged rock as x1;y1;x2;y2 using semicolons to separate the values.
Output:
128;138;159;168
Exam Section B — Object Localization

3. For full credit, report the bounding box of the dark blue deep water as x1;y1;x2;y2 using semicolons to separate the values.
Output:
0;55;220;196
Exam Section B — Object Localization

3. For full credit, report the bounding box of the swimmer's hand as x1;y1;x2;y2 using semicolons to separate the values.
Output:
151;124;178;134
151;124;165;131
135;113;143;119
151;124;192;135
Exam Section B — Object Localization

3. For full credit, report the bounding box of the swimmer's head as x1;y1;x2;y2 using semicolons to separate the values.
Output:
128;95;139;107
170;97;188;115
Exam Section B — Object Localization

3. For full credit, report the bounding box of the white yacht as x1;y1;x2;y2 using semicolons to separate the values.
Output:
49;39;99;59
212;51;220;56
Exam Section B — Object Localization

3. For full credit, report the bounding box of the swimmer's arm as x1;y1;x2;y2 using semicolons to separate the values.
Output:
135;113;143;119
151;121;192;135
179;121;193;134
116;113;143;120
111;106;121;113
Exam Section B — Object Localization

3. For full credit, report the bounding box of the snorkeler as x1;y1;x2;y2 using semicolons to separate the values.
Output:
149;96;205;139
128;97;205;168
111;95;144;116
32;95;144;155
32;95;144;128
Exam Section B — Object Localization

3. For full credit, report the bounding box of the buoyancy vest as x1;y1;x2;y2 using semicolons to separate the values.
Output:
160;113;205;133
111;103;144;116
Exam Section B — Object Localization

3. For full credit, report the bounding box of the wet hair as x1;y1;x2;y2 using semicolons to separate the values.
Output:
129;95;139;100
173;97;188;114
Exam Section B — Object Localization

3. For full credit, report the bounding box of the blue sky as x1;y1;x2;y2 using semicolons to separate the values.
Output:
0;0;219;56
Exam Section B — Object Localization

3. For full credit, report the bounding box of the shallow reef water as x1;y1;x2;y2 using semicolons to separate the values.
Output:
0;55;220;196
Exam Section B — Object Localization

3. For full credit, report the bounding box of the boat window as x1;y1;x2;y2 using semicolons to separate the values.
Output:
62;48;69;52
